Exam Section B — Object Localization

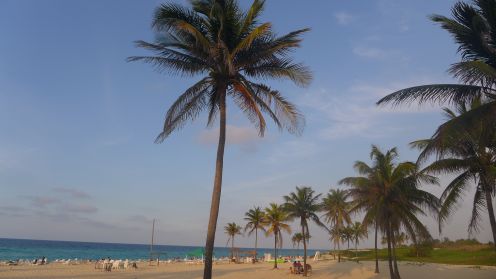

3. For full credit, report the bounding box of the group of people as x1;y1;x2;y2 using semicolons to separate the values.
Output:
290;261;312;275
32;257;47;265
291;261;304;274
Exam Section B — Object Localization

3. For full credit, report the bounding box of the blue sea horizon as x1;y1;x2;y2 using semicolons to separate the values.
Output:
0;238;324;261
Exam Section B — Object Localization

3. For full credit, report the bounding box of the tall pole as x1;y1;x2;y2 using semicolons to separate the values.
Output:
150;219;155;265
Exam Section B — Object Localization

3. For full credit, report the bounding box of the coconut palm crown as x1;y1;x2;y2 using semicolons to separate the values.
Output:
263;203;291;269
244;206;266;259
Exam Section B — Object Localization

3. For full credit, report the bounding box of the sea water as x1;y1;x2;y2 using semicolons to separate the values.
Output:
0;238;321;261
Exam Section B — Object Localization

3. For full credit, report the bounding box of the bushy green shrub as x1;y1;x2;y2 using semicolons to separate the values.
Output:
409;240;433;257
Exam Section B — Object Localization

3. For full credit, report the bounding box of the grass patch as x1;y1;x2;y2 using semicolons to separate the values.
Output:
335;246;496;266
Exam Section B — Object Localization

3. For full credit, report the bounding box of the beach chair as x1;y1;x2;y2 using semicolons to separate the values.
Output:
118;261;125;269
112;260;120;269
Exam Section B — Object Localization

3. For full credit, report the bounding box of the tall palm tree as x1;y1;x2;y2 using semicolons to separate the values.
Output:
244;206;265;260
411;98;496;248
128;1;311;277
263;203;291;269
339;158;382;273
351;222;368;262
283;186;324;276
377;0;496;135
321;189;351;263
224;222;242;260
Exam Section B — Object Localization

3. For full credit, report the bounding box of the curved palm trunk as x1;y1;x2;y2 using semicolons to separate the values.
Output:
273;233;278;269
374;220;379;273
302;222;308;276
391;230;401;279
484;189;496;250
386;223;395;279
203;89;227;279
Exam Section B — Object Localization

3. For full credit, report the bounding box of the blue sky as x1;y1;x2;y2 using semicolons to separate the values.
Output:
0;0;492;249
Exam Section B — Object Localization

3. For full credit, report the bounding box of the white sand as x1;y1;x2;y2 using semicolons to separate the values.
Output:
1;260;495;279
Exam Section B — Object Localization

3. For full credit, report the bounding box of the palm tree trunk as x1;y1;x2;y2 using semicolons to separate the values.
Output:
386;222;395;279
391;230;401;279
355;238;358;263
302;222;308;276
374;220;379;273
232;236;235;262
203;88;227;279
254;228;258;262
274;233;278;269
484;188;496;250
337;239;341;263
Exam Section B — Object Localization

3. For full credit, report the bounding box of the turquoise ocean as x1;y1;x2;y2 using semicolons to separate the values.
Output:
0;238;322;261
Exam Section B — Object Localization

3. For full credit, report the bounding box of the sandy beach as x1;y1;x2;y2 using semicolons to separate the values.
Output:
1;260;495;279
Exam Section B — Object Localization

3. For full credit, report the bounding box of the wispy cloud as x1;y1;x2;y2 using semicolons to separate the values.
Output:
334;12;354;25
53;187;90;199
352;46;388;59
58;203;98;214
197;125;262;152
299;78;444;140
126;215;155;224
22;195;60;208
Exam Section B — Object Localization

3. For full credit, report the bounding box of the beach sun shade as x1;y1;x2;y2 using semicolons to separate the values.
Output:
187;248;206;258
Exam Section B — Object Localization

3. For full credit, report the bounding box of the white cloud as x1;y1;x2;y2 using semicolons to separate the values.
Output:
334;12;354;25
352;46;388;59
197;125;262;151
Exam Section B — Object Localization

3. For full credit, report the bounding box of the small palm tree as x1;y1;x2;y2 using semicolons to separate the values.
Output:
291;233;304;256
224;222;242;259
244;206;265;261
263;203;291;269
342;145;439;279
321;189;351;263
351;222;368;262
128;1;311;277
283;186;324;276
342;226;353;250
339;158;383;273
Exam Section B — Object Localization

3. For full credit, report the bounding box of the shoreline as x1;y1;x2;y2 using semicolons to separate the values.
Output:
1;259;495;279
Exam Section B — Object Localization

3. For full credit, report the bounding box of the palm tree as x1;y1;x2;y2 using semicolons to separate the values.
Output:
342;226;353;250
321;189;351;263
339;158;383;273
350;222;368;262
224;222;242;260
357;146;439;279
377;0;496;136
411;98;496;249
291;233;304;256
244;206;265;261
283;186;324;276
128;1;311;277
263;203;291;269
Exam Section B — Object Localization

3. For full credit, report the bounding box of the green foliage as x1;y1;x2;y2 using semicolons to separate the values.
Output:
408;239;434;257
129;0;311;141
351;246;496;266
